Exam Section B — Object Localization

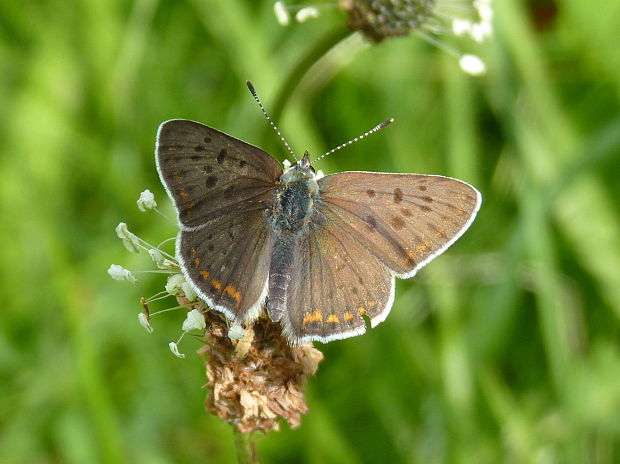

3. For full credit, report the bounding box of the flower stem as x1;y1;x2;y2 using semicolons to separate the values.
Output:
232;427;259;464
266;27;351;139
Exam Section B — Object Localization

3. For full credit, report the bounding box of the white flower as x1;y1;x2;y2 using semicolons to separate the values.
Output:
182;309;206;332
107;264;137;283
138;313;153;333
228;323;245;340
459;54;486;76
169;342;185;359
165;274;185;295
295;7;319;23
274;1;290;26
115;222;140;253
137;189;157;212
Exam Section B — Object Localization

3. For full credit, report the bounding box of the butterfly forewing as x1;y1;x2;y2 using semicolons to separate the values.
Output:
156;119;282;321
317;172;481;277
156;120;282;228
281;220;394;344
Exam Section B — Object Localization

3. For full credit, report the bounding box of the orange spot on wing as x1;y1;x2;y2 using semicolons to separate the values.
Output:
179;188;190;200
326;314;340;323
173;170;182;181
194;257;201;267
344;312;355;321
211;280;222;291
357;306;366;316
191;247;197;257
224;285;241;306
368;301;377;308
200;270;209;280
302;309;323;327
405;250;417;265
416;242;431;253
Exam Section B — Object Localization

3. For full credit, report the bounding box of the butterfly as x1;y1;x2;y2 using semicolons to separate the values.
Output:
155;83;481;345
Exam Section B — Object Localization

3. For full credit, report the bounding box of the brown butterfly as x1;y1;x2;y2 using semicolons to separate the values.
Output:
156;83;481;344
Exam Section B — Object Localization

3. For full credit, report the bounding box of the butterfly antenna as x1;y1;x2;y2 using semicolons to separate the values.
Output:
312;118;395;165
246;81;297;161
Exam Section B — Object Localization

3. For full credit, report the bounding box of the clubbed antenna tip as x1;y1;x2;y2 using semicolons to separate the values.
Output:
312;117;396;165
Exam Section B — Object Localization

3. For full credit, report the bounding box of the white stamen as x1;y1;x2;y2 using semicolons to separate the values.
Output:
115;222;140;253
169;342;185;358
107;264;137;283
148;248;164;266
295;7;319;23
138;313;153;333
165;274;185;295
182;309;206;332
273;2;290;25
180;282;197;301
137;189;157;212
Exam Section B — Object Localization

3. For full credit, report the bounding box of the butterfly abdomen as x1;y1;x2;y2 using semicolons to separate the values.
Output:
267;234;298;322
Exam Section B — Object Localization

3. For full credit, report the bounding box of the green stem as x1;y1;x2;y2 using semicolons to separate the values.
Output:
264;27;351;143
232;427;259;464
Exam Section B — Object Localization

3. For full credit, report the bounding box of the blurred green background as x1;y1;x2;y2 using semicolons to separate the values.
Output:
2;0;620;462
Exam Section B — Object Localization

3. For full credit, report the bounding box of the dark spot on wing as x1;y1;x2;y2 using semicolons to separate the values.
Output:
418;185;427;191
419;205;432;212
239;160;247;168
207;233;213;240
203;136;211;143
217;148;227;164
190;155;201;161
207;244;214;252
391;216;405;230
352;287;358;295
365;215;377;231
194;145;205;152
394;188;403;203
358;277;364;285
228;231;235;239
204;166;214;174
366;189;376;198
422;196;433;203
401;207;412;217
206;175;218;188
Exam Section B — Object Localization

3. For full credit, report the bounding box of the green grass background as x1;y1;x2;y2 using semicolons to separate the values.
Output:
1;0;620;462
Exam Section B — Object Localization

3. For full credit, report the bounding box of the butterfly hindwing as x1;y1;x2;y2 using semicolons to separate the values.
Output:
156;119;282;228
177;207;273;321
281;217;394;344
317;172;481;277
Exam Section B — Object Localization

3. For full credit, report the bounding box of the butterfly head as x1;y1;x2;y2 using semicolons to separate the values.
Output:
281;150;317;184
